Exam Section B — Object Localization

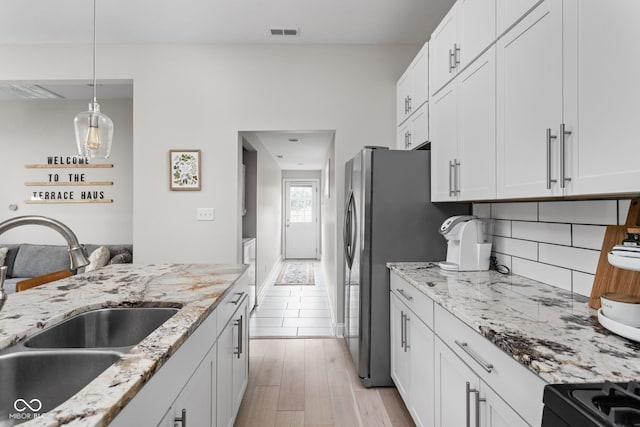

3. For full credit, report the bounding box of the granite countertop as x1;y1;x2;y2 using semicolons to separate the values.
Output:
0;263;247;426
387;262;640;385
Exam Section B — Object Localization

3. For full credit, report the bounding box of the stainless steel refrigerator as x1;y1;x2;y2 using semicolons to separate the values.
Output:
343;147;469;387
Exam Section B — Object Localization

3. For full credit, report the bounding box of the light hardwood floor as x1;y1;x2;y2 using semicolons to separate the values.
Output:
234;338;415;427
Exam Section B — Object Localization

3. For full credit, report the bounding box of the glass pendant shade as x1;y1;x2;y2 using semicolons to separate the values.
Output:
74;101;113;159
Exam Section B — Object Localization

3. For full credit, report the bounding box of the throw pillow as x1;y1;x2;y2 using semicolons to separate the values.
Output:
108;249;132;265
85;246;111;272
0;247;7;267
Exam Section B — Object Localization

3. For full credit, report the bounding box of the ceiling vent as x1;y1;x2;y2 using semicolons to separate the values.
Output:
1;84;64;100
270;28;300;37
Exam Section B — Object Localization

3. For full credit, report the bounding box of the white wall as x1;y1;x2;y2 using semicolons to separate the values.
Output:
474;199;632;297
0;43;416;325
0;98;133;245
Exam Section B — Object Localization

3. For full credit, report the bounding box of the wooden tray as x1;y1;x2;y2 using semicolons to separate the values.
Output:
590;199;640;309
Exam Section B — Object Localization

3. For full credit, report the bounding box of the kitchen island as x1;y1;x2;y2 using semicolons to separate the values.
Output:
387;262;640;426
0;263;249;426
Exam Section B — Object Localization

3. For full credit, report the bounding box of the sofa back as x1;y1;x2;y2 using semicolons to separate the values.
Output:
1;243;133;278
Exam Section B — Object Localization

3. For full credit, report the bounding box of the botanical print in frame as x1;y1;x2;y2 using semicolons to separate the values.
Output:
170;149;201;190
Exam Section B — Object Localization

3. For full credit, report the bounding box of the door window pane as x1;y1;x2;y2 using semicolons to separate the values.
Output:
290;186;313;223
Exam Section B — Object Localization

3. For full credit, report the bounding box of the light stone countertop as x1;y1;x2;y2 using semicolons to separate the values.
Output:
0;263;248;426
387;262;640;385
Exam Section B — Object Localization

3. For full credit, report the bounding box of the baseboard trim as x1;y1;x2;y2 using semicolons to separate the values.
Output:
257;255;282;306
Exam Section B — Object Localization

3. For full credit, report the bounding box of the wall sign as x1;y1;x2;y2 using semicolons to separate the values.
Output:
24;155;114;204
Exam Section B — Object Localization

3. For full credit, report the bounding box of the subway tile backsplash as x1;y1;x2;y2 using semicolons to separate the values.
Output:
474;199;632;297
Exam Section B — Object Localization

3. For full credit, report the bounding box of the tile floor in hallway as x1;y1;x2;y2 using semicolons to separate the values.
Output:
250;261;334;337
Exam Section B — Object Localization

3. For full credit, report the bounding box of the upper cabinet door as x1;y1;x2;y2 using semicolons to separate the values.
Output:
563;0;640;196
397;69;411;126
497;0;544;36
430;81;458;201
458;47;496;201
430;4;459;96
496;0;563;199
410;42;429;112
457;0;496;70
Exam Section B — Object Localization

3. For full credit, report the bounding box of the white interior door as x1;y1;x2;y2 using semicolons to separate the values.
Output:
284;181;318;259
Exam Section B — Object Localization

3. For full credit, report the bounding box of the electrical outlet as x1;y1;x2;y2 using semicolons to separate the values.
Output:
197;208;214;221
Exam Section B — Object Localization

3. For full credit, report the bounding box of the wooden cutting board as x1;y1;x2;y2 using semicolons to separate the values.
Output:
590;199;640;309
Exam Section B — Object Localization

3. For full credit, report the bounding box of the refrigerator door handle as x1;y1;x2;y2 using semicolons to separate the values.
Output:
343;190;355;269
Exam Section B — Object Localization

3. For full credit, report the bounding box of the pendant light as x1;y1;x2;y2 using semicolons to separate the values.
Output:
74;0;113;160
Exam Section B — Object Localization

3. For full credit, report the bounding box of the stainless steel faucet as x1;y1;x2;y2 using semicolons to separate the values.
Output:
0;215;90;311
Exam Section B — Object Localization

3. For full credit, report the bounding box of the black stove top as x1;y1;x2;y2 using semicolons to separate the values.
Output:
543;381;640;427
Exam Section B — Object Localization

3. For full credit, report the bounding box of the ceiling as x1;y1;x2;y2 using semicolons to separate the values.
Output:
0;0;455;45
245;131;334;170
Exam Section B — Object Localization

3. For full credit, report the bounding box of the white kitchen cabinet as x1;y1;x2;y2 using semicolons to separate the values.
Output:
430;82;458;201
390;292;411;399
390;272;545;427
159;345;216;427
396;104;429;150
111;272;251;427
496;0;563;199
497;0;640;199
497;0;543;36
431;46;496;202
390;274;435;427
435;338;528;427
562;0;640;196
217;294;249;427
397;42;429;127
430;0;496;96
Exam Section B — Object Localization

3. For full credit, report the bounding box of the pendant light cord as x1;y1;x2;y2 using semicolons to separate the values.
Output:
92;0;97;104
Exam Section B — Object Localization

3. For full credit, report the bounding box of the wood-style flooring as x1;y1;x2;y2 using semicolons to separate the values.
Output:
234;338;415;427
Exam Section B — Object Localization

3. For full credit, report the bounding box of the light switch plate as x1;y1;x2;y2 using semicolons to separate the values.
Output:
197;208;214;221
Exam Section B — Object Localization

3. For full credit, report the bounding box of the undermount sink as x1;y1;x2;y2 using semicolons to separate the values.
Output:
24;307;180;349
0;350;121;425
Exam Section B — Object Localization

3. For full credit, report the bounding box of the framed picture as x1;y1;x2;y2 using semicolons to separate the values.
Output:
169;149;201;191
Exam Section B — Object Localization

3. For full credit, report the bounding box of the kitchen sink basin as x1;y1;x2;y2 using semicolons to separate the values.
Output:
24;307;180;349
0;350;121;425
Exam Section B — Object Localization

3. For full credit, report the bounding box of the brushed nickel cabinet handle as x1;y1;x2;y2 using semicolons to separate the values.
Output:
546;128;558;189
397;288;413;302
454;43;461;67
449;48;455;72
454;159;461;195
231;292;245;305
455;340;493;373
449;160;455;197
403;313;410;352
174;408;187;427
560;123;572;188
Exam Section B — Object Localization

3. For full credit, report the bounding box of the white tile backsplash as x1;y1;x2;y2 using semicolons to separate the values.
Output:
512;221;571;245
491;202;538;221
572;271;595;298
493;220;512;237
512;258;572;291
492;236;538;260
483;199;628;296
539;243;600;275
539;200;617;225
572;225;606;250
618;199;632;225
473;203;491;218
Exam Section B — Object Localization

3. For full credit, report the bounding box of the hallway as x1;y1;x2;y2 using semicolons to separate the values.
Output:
250;261;334;337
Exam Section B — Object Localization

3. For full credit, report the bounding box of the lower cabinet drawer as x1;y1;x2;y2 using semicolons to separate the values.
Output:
434;304;546;426
390;272;434;329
